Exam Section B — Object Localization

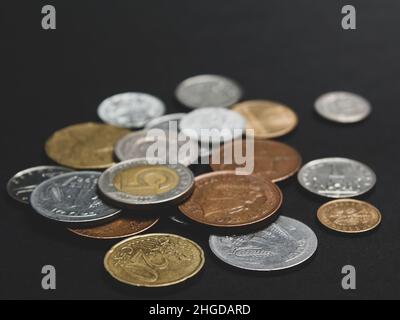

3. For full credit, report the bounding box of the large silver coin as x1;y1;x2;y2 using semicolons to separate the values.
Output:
7;166;73;204
209;216;318;271
98;159;195;209
145;113;186;131
31;172;121;224
98;93;166;128
315;92;371;123
298;158;376;198
180;108;246;144
176;75;242;109
115;130;199;167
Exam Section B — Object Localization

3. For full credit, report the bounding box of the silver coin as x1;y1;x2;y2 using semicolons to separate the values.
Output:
31;172;121;224
209;216;318;272
176;75;242;109
98;92;166;128
145;113;186;131
298;158;376;198
115;130;199;167
98;159;195;209
7;166;73;204
315;92;371;123
180;108;247;144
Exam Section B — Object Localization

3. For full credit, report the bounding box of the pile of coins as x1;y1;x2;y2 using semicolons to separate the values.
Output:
7;74;381;288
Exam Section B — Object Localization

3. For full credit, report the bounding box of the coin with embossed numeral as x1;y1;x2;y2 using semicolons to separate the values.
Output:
104;233;205;287
31;172;121;224
209;216;318;271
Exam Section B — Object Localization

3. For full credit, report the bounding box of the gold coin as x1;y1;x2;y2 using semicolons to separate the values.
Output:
113;166;180;196
104;234;205;287
45;123;130;170
233;100;298;139
317;199;382;233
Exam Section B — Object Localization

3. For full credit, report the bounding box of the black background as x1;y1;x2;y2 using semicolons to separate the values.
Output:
1;0;399;300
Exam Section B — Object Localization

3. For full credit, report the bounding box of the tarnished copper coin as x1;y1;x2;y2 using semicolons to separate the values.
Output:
317;199;382;234
210;139;302;182
233;100;298;139
68;215;159;240
179;172;283;228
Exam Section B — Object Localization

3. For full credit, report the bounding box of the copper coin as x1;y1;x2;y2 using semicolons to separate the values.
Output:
68;215;159;240
210;139;302;182
179;171;283;228
233;100;298;139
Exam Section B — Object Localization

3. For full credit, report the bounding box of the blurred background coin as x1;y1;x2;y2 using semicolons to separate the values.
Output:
233;100;298;139
209;216;318;271
98;92;166;128
315;92;371;123
175;75;242;109
145;113;186;131
45;122;130;170
7;166;73;204
298;158;376;198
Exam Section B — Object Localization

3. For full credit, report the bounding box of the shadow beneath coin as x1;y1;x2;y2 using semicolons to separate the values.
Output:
312;111;371;128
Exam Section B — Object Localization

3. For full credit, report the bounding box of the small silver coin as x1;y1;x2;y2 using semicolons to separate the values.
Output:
7;166;73;204
209;216;318;272
98;159;195;209
175;75;242;109
315;92;372;123
298;158;376;198
98;92;166;128
180;108;247;144
31;172;121;224
115;130;199;167
145;113;186;131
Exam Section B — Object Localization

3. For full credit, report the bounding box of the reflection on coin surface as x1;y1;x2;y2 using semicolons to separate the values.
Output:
179;172;283;228
180;108;246;144
7;166;73;204
69;215;159;239
176;75;242;109
210;140;302;182
98;93;166;128
31;172;121;224
104;233;205;287
233;100;298;139
209;216;318;271
98;159;195;209
145;113;186;131
115;130;199;167
45;123;130;170
317;199;382;233
298;158;376;198
315;92;371;123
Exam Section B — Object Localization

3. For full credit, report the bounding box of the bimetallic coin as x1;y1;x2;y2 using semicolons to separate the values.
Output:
298;158;376;198
179;171;283;228
115;130;199;167
7;166;73;204
104;233;205;287
31;172;121;224
233;100;298;139
210;139;302;182
180;108;247;144
209;216;318;271
315;92;372;123
98;159;195;210
176;75;242;109
145;113;186;131
45;122;130;170
98;93;166;128
69;215;159;239
317;199;382;233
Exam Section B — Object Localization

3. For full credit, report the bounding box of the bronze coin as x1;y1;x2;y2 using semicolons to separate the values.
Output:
68;215;159;240
179;171;283;228
210;139;302;182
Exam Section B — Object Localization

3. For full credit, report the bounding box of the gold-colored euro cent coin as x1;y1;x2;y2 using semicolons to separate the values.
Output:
317;199;382;233
45;122;130;169
104;234;205;287
233;100;298;139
